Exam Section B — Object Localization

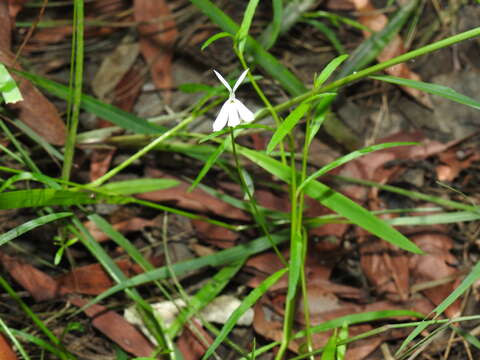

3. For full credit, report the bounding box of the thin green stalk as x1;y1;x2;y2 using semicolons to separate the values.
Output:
89;114;195;187
256;26;480;121
229;129;287;266
61;0;83;182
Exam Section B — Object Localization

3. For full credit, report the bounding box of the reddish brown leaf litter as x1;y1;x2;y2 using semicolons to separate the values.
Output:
83;217;155;243
176;319;214;360
0;333;18;360
134;0;178;104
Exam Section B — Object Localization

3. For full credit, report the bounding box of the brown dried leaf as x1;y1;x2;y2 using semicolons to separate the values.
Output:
0;252;59;301
176;320;214;360
0;334;17;360
70;296;154;357
134;0;178;103
89;148;116;182
192;219;238;249
410;233;461;318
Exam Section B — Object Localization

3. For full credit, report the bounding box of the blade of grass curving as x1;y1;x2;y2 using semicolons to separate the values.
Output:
388;211;480;226
258;0;282;49
266;102;310;154
0;119;39;172
238;146;422;253
236;0;260;53
303;19;345;54
190;0;306;96
303;11;370;32
335;0;419;78
314;54;348;88
169;260;244;337
0;212;72;247
75;230;288;312
0;171;61;192
0;63;23;103
189;135;231;191
13;119;64;161
99;178;179;196
321;331;337;360
201;32;232;50
336;324;348;360
335;175;480;214
202;267;288;360
451;326;480;350
297;141;417;194
9;329;64;358
370;75;480;110
13;69;165;134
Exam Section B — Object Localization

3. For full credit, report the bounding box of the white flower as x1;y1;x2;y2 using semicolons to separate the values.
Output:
212;68;255;132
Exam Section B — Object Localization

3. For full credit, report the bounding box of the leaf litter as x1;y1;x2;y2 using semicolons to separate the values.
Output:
1;0;480;359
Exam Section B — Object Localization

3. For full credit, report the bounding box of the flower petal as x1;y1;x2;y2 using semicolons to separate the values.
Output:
213;101;230;131
213;69;232;93
227;100;240;127
233;99;254;123
232;68;249;93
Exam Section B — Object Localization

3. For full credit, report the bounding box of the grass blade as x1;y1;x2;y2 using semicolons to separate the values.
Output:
99;178;179;195
370;75;480;110
0;212;72;247
201;267;288;360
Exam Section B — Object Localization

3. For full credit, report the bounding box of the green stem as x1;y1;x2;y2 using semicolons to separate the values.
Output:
61;0;83;182
229;128;287;266
256;26;480;121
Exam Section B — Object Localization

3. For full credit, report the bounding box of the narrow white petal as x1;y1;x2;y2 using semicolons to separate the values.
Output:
213;69;232;93
232;68;249;93
213;101;230;131
227;100;240;127
233;99;255;123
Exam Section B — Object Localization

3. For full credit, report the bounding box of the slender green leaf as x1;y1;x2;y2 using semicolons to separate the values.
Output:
303;19;345;54
202;267;288;360
169;260;245;337
0;212;72;247
201;32;232;50
370;75;480;110
0;63;23;103
0;189;101;209
100;178;179;195
189;135;231;191
239;147;422;253
315;54;349;88
237;0;260;53
258;0;282;49
321;331;337;360
266;103;310;154
298;142;416;194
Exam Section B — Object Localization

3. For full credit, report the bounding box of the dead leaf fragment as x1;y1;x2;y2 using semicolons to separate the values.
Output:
134;0;178;103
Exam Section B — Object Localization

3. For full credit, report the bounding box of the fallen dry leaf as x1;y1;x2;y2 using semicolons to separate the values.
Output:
134;0;178;103
192;219;239;249
70;296;155;357
410;232;462;318
0;333;18;360
89;148;116;182
177;320;214;360
0;252;59;301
